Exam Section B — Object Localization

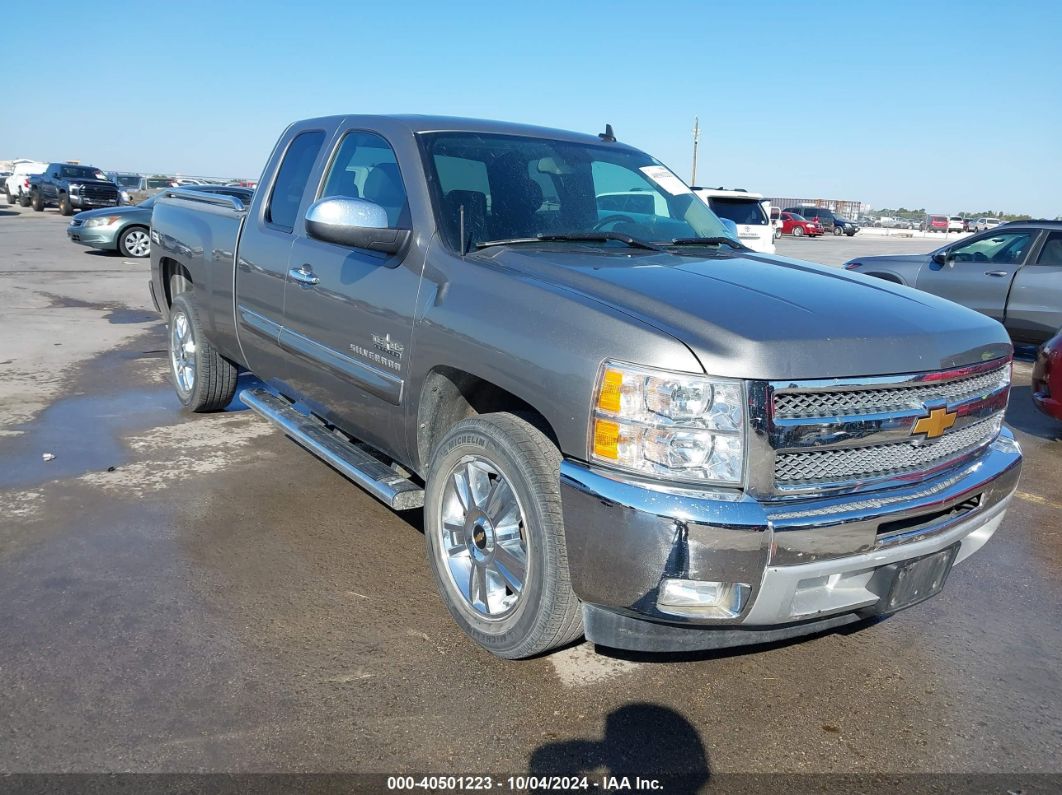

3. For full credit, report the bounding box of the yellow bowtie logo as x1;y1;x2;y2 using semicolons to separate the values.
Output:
912;407;957;439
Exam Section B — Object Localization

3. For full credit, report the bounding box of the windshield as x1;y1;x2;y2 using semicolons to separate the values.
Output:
146;177;173;189
114;174;142;188
60;166;105;180
707;197;769;225
419;132;731;250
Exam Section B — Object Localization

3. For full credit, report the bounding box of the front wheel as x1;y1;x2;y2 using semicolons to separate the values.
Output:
5;188;13;205
168;293;239;412
59;194;73;216
424;413;582;659
792;226;804;237
118;225;151;258
833;225;843;236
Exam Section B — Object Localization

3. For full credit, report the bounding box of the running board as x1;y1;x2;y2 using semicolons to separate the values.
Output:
239;388;424;511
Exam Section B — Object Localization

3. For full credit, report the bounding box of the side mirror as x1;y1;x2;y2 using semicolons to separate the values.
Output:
932;252;947;266
305;196;411;255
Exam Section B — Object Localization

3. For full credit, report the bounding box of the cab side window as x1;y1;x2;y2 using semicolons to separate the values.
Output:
321;131;409;228
267;130;326;232
951;232;1033;264
1036;231;1062;266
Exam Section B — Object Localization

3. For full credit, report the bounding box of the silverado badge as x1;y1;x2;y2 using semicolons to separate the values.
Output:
912;407;957;439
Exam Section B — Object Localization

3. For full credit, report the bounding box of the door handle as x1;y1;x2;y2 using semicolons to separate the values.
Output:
289;265;320;286
984;270;1009;277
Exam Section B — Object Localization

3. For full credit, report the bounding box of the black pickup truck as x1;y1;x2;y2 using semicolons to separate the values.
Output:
30;163;120;215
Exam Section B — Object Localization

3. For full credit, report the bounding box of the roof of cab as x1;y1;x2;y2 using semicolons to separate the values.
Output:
288;114;638;149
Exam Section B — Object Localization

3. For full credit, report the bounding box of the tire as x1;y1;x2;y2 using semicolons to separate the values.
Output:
792;226;804;237
167;293;239;412
118;225;150;258
424;413;583;659
31;191;43;212
5;188;13;205
59;194;73;216
833;225;842;236
18;191;30;207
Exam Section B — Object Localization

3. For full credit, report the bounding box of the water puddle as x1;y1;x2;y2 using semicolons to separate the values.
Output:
0;387;182;490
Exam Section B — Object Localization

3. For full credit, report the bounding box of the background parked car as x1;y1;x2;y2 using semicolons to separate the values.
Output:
844;220;1062;343
692;187;776;253
963;217;978;232
30;163;119;215
948;216;964;233
66;185;253;258
921;214;949;233
782;205;858;236
976;217;1001;232
108;172;148;205
1032;327;1062;421
779;211;823;237
5;160;47;206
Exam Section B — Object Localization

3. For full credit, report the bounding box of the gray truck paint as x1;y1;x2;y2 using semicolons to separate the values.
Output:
845;223;1062;344
148;115;1020;650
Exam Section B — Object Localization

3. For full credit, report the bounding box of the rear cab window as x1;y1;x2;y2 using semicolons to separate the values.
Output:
267;130;326;232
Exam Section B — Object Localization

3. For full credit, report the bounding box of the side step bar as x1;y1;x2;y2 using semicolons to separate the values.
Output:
240;388;424;511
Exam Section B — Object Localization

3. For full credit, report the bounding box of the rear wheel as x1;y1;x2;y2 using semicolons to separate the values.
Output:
5;188;13;205
168;293;239;412
792;226;804;237
118;225;150;258
31;191;43;212
424;413;582;659
18;192;31;207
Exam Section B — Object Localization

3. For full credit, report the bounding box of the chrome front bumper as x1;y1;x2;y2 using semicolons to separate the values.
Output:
559;429;1022;650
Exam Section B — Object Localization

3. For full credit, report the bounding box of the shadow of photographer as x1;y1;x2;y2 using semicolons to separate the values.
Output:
529;702;710;792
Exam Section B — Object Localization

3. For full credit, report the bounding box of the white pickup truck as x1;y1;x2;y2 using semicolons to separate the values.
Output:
691;187;775;254
5;161;47;206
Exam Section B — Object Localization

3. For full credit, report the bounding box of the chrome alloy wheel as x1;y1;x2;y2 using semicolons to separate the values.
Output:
169;309;196;396
122;228;151;257
438;455;529;619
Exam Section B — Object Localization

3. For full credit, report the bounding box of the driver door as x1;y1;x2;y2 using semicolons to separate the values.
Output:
914;229;1037;322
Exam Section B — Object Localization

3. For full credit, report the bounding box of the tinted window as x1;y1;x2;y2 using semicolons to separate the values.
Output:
59;165;105;180
951;232;1033;264
321;131;409;227
1036;231;1062;266
267;130;325;231
708;198;769;225
422;132;730;251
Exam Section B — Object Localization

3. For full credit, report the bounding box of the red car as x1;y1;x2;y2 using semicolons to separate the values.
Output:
922;214;949;233
1032;328;1062;420
779;211;823;237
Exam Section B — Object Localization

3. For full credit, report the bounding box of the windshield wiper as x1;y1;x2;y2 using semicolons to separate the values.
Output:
668;236;747;250
475;232;663;252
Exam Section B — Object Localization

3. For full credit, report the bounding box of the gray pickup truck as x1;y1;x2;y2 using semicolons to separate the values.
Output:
149;115;1021;658
844;220;1062;344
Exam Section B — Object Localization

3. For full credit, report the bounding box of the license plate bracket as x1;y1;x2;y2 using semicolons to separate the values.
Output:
874;543;960;615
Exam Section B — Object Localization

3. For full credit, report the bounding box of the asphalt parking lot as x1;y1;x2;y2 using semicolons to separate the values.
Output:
1;203;1060;783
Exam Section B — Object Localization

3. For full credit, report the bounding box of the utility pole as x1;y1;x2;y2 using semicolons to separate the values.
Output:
690;117;700;186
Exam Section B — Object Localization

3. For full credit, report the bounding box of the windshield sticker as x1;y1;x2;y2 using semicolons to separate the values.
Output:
639;166;691;196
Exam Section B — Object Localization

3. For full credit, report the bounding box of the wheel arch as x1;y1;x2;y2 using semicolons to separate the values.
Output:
415;366;560;475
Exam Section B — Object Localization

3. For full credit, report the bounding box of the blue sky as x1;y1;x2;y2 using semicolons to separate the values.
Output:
3;1;1059;216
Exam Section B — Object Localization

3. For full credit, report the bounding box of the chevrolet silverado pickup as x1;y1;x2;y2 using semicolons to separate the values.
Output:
149;115;1022;658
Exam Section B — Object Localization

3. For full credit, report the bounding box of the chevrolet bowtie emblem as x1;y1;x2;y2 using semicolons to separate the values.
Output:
912;407;957;439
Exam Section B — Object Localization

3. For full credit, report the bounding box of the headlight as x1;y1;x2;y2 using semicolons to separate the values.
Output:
590;361;745;485
69;183;82;193
84;216;121;228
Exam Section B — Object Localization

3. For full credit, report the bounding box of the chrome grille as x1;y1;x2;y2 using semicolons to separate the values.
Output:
774;416;1002;485
774;364;1010;419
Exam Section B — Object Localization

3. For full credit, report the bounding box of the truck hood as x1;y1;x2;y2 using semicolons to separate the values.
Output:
483;247;1010;380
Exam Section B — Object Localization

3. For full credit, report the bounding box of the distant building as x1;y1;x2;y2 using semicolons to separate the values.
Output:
765;197;867;220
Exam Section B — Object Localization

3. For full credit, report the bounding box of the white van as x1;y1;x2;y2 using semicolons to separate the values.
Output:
691;187;775;254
